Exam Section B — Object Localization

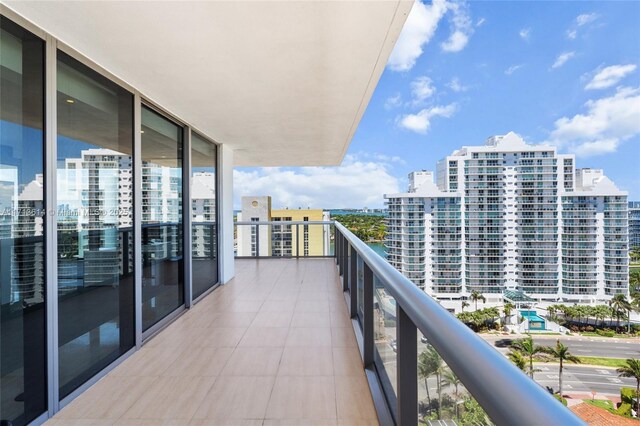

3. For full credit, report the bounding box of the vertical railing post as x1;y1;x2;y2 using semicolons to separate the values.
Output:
255;224;260;257
349;246;357;317
342;237;348;292
296;223;300;258
363;263;374;367
397;306;418;425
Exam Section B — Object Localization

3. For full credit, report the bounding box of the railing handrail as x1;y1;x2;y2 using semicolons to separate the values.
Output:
235;220;334;226
334;221;584;426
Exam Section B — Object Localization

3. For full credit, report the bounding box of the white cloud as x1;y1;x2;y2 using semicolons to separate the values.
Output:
547;86;640;157
576;13;599;26
398;103;457;134
233;155;400;209
410;76;436;103
476;17;486;27
551;51;576;69
567;12;599;39
448;77;468;92
441;1;473;53
387;0;448;71
519;28;531;41
384;93;402;110
585;64;637;90
505;64;524;75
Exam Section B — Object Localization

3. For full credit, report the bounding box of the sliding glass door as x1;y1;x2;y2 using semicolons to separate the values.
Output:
0;16;47;426
141;106;184;331
56;51;135;398
191;133;218;298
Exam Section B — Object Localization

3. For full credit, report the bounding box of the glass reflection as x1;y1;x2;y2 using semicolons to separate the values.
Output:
141;106;184;330
0;16;47;425
56;51;135;398
191;133;217;298
373;276;397;419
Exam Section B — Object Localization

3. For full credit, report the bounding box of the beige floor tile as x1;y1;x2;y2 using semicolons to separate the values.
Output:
264;420;337;426
330;309;353;328
45;419;115;425
238;327;289;347
294;299;330;313
199;327;247;348
163;347;234;377
335;375;378;421
278;346;333;376
337;419;379;425
265;376;336;420
251;310;294;328
208;312;257;327
291;311;332;328
115;419;191;425
121;376;216;420
111;346;185;377
331;326;358;347
285;327;332;347
259;300;296;312
193;376;275;421
55;376;157;420
190;420;263;426
221;346;283;376
332;346;364;376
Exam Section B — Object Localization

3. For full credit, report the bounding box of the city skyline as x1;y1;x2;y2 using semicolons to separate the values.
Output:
234;0;640;209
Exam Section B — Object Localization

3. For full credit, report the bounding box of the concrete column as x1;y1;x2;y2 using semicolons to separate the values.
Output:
219;144;235;283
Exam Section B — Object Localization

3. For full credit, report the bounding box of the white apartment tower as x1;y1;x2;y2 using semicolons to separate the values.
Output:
384;132;629;305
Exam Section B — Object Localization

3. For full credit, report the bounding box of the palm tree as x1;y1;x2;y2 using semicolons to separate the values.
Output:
630;270;640;293
470;291;486;311
547;306;557;323
461;301;469;312
441;368;462;420
617;359;640;417
503;302;514;325
424;346;444;418
508;350;527;372
510;336;546;379
541;340;581;397
418;349;438;413
610;294;631;332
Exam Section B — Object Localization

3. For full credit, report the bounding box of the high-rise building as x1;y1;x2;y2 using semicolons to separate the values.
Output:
384;132;629;307
629;201;640;249
236;196;329;257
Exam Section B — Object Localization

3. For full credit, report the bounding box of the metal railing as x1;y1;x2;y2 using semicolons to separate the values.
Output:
333;221;584;426
234;220;334;258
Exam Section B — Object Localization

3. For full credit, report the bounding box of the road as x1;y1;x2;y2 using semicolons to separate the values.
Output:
481;334;640;358
376;332;640;399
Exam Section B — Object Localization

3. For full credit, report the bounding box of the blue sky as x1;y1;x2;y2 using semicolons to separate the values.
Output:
234;0;640;209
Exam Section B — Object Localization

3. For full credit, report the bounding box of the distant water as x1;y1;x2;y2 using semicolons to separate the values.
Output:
330;210;386;217
367;242;387;259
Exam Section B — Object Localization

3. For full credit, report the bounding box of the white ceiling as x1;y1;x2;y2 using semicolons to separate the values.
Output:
4;0;413;166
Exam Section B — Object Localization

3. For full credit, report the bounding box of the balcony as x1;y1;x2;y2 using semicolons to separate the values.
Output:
45;257;376;425
41;221;582;426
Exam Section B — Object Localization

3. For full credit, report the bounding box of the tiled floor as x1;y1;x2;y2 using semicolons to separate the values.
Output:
45;259;379;425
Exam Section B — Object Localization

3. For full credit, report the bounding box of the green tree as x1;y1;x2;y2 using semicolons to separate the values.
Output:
423;346;445;418
617;359;640;417
441;368;462;420
418;349;438;414
461;301;469;312
609;294;631;332
510;336;546;379
459;396;491;426
503;302;514;325
470;291;486;311
507;350;527;372
540;340;581;396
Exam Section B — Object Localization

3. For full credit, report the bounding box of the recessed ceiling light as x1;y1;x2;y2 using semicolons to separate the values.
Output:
66;99;75;104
